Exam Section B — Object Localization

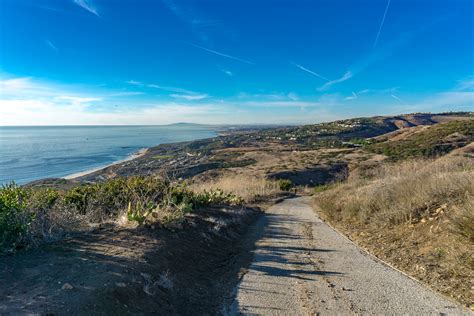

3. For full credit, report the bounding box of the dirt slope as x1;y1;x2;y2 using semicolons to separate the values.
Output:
228;197;469;315
0;206;259;315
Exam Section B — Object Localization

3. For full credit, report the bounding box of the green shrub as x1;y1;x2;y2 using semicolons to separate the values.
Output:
278;179;293;191
1;175;248;248
314;184;332;193
194;189;243;207
0;183;33;252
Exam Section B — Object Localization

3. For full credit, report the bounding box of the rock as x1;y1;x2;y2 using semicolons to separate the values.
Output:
116;282;126;288
61;283;73;290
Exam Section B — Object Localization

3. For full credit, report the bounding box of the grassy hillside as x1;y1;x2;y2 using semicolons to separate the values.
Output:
313;155;474;306
366;120;474;160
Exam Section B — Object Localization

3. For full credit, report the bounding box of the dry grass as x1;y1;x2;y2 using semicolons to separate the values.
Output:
317;156;474;227
313;155;474;306
190;174;281;203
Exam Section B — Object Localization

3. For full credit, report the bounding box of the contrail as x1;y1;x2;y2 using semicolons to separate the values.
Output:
184;42;255;65
391;94;407;105
45;40;58;52
73;0;100;17
291;62;330;81
373;0;391;48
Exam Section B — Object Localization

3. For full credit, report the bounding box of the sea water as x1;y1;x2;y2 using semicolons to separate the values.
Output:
0;125;218;185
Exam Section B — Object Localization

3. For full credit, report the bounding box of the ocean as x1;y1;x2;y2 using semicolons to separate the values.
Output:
0;125;218;185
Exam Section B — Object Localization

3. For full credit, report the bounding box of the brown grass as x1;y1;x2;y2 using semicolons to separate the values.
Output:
317;156;473;227
313;155;474;306
190;174;281;203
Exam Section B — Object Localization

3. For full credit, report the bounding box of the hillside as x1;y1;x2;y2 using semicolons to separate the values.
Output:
2;112;473;313
366;120;474;160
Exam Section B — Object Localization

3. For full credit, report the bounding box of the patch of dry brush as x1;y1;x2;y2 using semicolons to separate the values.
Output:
317;156;473;230
190;174;282;203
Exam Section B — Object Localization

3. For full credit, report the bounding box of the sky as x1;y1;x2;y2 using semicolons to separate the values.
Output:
0;0;473;125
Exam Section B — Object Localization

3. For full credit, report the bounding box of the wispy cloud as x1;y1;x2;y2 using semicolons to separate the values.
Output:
184;42;255;65
291;62;330;81
287;92;299;101
73;0;100;17
162;0;224;43
389;92;474;113
318;71;353;91
317;21;437;92
109;91;145;97
220;68;234;77
0;76;227;125
391;94;408;105
45;40;58;52
126;80;208;99
147;84;198;95
456;77;474;91
242;100;323;108
373;0;391;48
170;93;209;100
345;91;358;100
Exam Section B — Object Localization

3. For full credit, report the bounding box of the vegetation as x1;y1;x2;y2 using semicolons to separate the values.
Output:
152;155;175;159
278;179;293;191
0;176;244;253
0;184;33;253
314;156;473;226
366;120;474;160
191;175;282;203
313;156;474;304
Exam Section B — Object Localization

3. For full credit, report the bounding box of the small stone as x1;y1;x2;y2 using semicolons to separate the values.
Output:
61;283;73;290
116;282;126;288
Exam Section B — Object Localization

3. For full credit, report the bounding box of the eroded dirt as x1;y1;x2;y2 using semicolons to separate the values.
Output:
0;206;260;315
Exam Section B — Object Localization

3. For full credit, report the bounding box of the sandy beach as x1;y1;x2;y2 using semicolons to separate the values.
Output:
63;148;149;180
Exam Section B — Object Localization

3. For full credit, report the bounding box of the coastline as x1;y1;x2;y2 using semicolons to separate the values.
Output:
63;148;149;180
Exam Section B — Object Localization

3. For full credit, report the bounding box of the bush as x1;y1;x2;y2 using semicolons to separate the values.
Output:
278;179;293;191
1;175;249;251
0;183;33;252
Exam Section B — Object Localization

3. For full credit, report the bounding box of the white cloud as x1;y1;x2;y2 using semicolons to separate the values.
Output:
391;94;407;105
0;100;222;125
221;69;233;76
456;77;474;91
345;91;358;100
291;62;330;81
45;40;58;52
287;92;299;101
373;0;391;48
184;42;255;65
126;80;207;98
241;101;323;108
318;71;353;91
170;93;209;100
73;0;100;17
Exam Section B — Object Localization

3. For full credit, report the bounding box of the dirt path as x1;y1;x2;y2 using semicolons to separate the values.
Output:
229;196;469;315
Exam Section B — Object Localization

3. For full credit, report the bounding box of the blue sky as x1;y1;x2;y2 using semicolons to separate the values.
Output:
0;0;473;125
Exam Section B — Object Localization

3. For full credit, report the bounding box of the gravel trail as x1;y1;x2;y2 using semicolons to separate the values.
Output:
229;196;469;315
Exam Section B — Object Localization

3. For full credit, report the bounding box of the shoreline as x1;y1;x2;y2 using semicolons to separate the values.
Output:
63;148;149;180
